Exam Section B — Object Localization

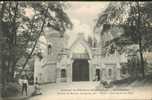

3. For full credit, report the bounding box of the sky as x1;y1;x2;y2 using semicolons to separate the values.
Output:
24;2;109;50
65;2;109;45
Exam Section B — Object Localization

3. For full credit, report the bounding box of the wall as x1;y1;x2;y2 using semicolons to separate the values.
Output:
47;34;65;61
47;33;68;82
45;62;57;83
34;32;68;83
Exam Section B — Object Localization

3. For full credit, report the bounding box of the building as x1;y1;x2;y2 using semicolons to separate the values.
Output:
34;25;128;84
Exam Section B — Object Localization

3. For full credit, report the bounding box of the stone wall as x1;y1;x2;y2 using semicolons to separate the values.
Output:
47;34;66;61
34;32;67;84
46;33;67;83
34;56;57;83
34;30;128;83
45;62;57;83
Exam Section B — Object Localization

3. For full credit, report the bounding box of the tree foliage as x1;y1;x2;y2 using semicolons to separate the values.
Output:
0;1;72;84
95;2;152;78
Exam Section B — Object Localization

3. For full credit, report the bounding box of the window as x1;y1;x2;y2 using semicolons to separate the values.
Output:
48;44;52;55
121;66;127;74
108;69;112;77
61;69;66;78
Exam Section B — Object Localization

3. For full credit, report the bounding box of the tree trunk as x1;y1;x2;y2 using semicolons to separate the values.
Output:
137;2;145;78
139;38;145;78
19;6;49;75
8;2;18;81
0;2;7;97
1;54;7;97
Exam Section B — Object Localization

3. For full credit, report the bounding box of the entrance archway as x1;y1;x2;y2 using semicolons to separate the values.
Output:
72;59;89;81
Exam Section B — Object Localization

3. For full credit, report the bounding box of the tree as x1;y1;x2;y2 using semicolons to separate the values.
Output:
19;2;72;75
95;2;152;78
0;1;72;96
87;36;93;47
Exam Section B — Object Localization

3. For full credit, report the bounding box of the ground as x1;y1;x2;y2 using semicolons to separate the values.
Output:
2;81;152;100
27;82;100;100
26;82;152;100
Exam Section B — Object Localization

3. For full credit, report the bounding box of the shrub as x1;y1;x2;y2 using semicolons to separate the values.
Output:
2;82;21;97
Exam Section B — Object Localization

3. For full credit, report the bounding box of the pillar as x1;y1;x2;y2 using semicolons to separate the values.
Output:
88;60;93;81
56;62;61;83
116;62;121;80
67;60;73;83
100;63;106;82
92;63;96;81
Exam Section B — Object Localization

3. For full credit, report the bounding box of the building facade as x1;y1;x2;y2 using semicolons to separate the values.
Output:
34;29;128;83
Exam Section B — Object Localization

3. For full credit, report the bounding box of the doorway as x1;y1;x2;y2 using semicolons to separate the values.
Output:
72;59;89;81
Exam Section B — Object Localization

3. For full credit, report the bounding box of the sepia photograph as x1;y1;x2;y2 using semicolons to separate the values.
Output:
0;1;152;100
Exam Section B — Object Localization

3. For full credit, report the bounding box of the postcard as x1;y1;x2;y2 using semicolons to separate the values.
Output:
0;1;152;100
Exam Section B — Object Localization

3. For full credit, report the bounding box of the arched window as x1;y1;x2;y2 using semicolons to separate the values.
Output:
48;44;52;55
61;69;66;78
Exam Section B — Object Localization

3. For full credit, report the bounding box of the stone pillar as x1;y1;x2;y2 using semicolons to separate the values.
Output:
116;62;121;80
67;60;73;83
88;60;93;81
100;63;106;82
92;64;96;81
56;62;61;83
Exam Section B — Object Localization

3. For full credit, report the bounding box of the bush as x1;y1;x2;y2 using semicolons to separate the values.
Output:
2;82;21;97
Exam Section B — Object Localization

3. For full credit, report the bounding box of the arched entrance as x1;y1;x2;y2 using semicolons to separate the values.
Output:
69;33;92;82
72;59;89;81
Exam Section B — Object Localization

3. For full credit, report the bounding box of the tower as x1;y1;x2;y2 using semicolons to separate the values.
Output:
34;24;69;83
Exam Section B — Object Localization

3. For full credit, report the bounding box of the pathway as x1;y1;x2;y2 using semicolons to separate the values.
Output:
26;82;100;100
10;81;152;100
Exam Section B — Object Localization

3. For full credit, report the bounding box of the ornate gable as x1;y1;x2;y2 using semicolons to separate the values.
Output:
69;33;92;59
